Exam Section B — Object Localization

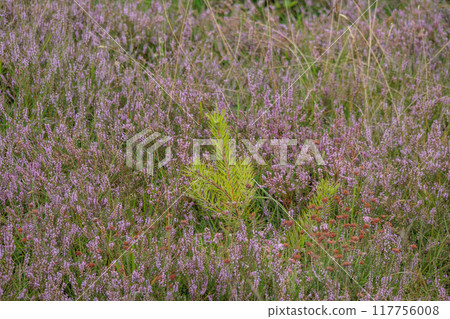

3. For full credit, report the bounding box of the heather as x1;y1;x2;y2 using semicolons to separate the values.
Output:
0;0;449;300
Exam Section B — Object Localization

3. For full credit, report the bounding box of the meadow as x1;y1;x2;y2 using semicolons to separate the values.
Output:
0;0;448;300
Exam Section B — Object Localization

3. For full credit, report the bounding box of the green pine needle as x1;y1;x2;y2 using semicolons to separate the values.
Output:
184;110;256;229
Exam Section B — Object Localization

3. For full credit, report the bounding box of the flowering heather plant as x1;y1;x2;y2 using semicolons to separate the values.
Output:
0;0;449;301
295;198;421;300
